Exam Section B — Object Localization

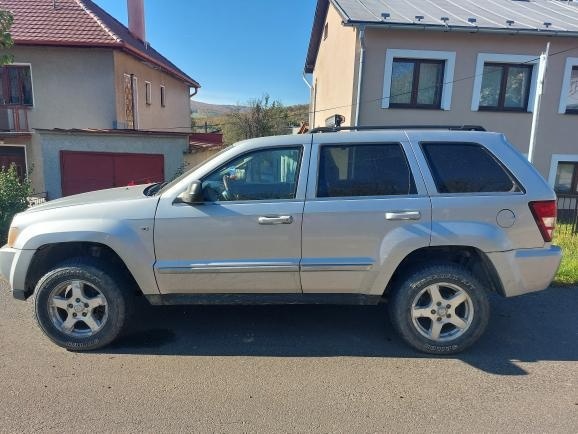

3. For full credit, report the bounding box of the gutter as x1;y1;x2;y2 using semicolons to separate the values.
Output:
355;26;366;127
342;21;577;38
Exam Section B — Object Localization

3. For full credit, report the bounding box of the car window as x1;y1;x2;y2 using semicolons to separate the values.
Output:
202;147;302;202
421;142;522;193
317;143;416;198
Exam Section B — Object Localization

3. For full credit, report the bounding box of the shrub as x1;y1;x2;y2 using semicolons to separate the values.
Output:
0;164;32;244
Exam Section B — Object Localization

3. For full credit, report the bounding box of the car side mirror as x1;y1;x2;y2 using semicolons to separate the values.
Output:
175;180;204;205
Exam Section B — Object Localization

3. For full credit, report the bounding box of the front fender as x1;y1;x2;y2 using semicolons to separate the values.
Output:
16;218;159;296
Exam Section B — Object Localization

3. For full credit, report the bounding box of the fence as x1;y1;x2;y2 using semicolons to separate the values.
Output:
557;194;578;236
28;192;47;207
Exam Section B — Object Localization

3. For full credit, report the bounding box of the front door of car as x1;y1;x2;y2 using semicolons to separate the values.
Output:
154;144;309;294
300;136;431;295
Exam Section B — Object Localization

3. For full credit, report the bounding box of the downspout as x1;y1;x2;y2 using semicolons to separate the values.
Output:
354;26;366;127
190;87;198;98
302;72;314;127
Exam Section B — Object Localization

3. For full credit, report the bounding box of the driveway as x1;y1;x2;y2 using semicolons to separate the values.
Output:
0;286;576;432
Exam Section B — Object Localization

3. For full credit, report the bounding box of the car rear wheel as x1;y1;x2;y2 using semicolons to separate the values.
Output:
388;264;490;354
34;259;128;351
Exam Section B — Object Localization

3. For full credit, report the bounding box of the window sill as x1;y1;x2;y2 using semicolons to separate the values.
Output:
477;107;529;113
387;105;443;111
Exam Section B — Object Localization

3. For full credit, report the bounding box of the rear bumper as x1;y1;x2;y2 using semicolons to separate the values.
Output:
0;246;33;300
487;246;562;297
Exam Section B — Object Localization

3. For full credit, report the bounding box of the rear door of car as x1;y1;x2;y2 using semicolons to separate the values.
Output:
300;131;432;296
406;131;545;251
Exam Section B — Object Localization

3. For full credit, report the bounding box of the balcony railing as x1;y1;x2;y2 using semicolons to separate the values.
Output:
0;106;30;132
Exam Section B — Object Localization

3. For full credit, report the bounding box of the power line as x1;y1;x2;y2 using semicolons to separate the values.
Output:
147;44;578;132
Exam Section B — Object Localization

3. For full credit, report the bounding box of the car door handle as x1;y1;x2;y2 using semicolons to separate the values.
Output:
258;215;294;225
385;211;421;221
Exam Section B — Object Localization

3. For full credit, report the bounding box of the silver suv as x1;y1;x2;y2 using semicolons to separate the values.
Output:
0;127;562;354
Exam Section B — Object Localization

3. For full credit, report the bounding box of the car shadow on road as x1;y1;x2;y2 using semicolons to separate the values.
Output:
102;286;578;376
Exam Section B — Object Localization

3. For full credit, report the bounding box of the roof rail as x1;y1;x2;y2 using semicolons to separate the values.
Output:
309;125;486;133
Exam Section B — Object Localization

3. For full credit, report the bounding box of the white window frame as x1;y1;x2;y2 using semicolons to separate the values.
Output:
471;53;539;112
0;143;28;176
548;153;578;188
2;63;35;107
558;57;578;114
382;49;456;110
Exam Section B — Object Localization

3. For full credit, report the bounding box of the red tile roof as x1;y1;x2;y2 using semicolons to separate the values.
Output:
0;0;199;87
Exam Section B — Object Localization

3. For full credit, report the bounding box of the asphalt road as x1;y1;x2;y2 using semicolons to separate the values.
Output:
0;285;577;433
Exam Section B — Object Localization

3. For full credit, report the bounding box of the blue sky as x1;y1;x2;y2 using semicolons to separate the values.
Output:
94;0;317;106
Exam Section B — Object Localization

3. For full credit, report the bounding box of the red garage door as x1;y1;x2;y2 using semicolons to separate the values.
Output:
61;151;164;197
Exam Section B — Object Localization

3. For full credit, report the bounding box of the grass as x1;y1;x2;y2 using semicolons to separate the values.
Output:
553;224;578;286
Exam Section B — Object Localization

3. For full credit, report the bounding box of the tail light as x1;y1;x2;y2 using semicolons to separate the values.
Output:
529;200;557;242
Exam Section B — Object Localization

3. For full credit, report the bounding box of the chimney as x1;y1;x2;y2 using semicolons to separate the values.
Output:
128;0;146;42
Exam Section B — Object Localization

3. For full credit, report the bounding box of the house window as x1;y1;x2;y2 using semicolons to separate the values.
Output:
479;63;533;111
390;59;444;109
472;53;538;112
323;23;328;40
0;65;33;106
559;58;578;114
160;85;166;107
382;49;455;110
554;162;578;194
145;81;152;105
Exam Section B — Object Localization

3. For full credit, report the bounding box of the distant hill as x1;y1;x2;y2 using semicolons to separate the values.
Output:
190;100;248;118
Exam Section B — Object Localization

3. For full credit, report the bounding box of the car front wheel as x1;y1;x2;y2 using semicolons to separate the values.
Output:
34;259;128;351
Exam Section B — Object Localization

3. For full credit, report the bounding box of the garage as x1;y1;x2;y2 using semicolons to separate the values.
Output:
60;151;164;196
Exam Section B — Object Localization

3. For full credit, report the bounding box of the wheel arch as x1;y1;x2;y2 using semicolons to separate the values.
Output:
383;245;505;298
23;242;143;300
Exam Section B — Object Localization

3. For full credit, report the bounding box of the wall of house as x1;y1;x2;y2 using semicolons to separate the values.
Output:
37;131;188;199
113;51;192;133
11;46;116;130
357;29;578;179
311;4;358;128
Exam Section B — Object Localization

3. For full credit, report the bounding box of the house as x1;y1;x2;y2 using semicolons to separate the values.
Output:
0;0;199;198
305;0;578;194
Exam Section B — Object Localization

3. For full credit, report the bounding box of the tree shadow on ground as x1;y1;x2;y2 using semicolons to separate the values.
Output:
101;287;578;376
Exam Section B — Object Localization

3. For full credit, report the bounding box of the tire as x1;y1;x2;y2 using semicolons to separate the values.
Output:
34;259;128;351
388;264;490;355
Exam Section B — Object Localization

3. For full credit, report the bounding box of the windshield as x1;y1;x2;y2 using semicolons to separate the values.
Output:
156;145;232;195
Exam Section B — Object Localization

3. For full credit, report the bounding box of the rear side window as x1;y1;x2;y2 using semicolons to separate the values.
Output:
421;143;521;193
317;143;416;198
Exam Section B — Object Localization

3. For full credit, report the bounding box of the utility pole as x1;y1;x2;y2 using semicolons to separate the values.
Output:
528;42;550;164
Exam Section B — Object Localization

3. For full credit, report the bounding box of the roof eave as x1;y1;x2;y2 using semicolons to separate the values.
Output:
343;20;578;38
121;43;200;88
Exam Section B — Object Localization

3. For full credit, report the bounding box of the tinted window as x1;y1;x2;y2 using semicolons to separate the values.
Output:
317;144;416;198
422;143;521;193
202;147;301;201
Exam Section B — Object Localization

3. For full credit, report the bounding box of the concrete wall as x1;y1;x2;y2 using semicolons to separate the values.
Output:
11;46;116;130
184;148;223;170
38;131;188;199
113;51;192;133
311;5;358;128
356;29;578;178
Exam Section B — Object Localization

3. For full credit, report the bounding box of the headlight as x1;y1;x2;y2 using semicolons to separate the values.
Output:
7;227;19;248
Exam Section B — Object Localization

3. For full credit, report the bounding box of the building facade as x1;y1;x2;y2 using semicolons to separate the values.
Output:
305;0;578;194
0;0;198;198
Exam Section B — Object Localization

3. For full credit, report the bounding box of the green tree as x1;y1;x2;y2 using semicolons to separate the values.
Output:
0;9;13;65
222;95;291;145
0;165;32;244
